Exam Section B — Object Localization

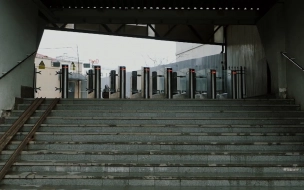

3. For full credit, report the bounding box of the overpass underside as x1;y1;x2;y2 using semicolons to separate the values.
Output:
38;0;277;44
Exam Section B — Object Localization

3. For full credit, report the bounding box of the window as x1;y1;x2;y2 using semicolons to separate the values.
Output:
83;63;90;68
52;62;60;67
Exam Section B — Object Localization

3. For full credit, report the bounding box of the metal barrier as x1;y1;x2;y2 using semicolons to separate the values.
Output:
165;68;173;99
119;66;126;99
142;67;150;99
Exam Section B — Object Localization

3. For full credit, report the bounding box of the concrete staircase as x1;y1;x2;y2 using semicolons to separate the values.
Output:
0;98;304;189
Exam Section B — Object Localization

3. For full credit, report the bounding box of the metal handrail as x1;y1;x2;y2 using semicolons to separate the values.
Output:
0;51;37;80
0;98;59;180
0;98;44;152
281;52;304;71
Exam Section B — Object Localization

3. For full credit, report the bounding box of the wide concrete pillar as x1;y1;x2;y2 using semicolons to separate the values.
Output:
257;3;287;99
0;0;45;115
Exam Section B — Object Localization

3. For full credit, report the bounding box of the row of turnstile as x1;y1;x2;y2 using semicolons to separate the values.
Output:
56;64;246;99
108;66;246;100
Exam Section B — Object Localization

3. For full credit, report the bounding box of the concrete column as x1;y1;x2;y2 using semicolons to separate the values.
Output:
0;0;45;115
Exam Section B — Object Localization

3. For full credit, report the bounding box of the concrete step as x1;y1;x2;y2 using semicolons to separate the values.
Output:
22;98;296;105
5;117;303;125
7;163;304;174
2;171;304;187
5;132;304;142
1;150;303;162
16;104;302;111
2;186;301;190
9;110;304;118
6;141;304;151
2;124;304;133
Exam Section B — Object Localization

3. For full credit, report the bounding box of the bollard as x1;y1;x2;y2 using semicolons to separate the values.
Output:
119;66;126;99
110;70;116;94
61;64;69;98
94;65;101;99
207;69;217;99
187;68;196;99
142;67;150;99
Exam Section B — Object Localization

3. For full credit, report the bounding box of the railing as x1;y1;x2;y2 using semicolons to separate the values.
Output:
281;52;304;71
0;51;37;80
0;98;59;180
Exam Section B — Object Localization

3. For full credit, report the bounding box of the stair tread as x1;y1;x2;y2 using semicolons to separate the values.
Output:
5;171;304;179
8;116;304;119
5;132;304;136
1;186;302;190
2;150;304;155
5;160;304;166
2;124;304;128
9;141;304;145
1;186;301;190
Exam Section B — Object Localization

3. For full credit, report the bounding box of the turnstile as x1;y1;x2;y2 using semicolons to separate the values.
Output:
118;66;126;99
94;65;101;99
186;68;196;99
61;64;69;99
142;67;150;99
165;68;173;99
207;69;217;99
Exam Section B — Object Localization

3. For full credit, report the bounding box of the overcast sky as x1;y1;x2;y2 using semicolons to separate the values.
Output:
38;30;177;72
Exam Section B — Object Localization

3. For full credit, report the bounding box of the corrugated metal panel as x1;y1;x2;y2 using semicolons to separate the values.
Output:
227;25;267;97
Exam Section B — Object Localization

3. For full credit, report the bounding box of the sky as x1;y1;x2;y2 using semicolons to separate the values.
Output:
38;30;177;72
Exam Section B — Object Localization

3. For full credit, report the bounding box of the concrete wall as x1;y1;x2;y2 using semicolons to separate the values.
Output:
257;0;304;107
284;0;304;107
257;3;286;98
35;54;87;98
227;25;268;98
0;0;44;114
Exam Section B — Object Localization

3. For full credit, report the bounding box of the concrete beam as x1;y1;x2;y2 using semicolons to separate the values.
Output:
51;9;261;25
32;0;58;23
46;24;222;45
